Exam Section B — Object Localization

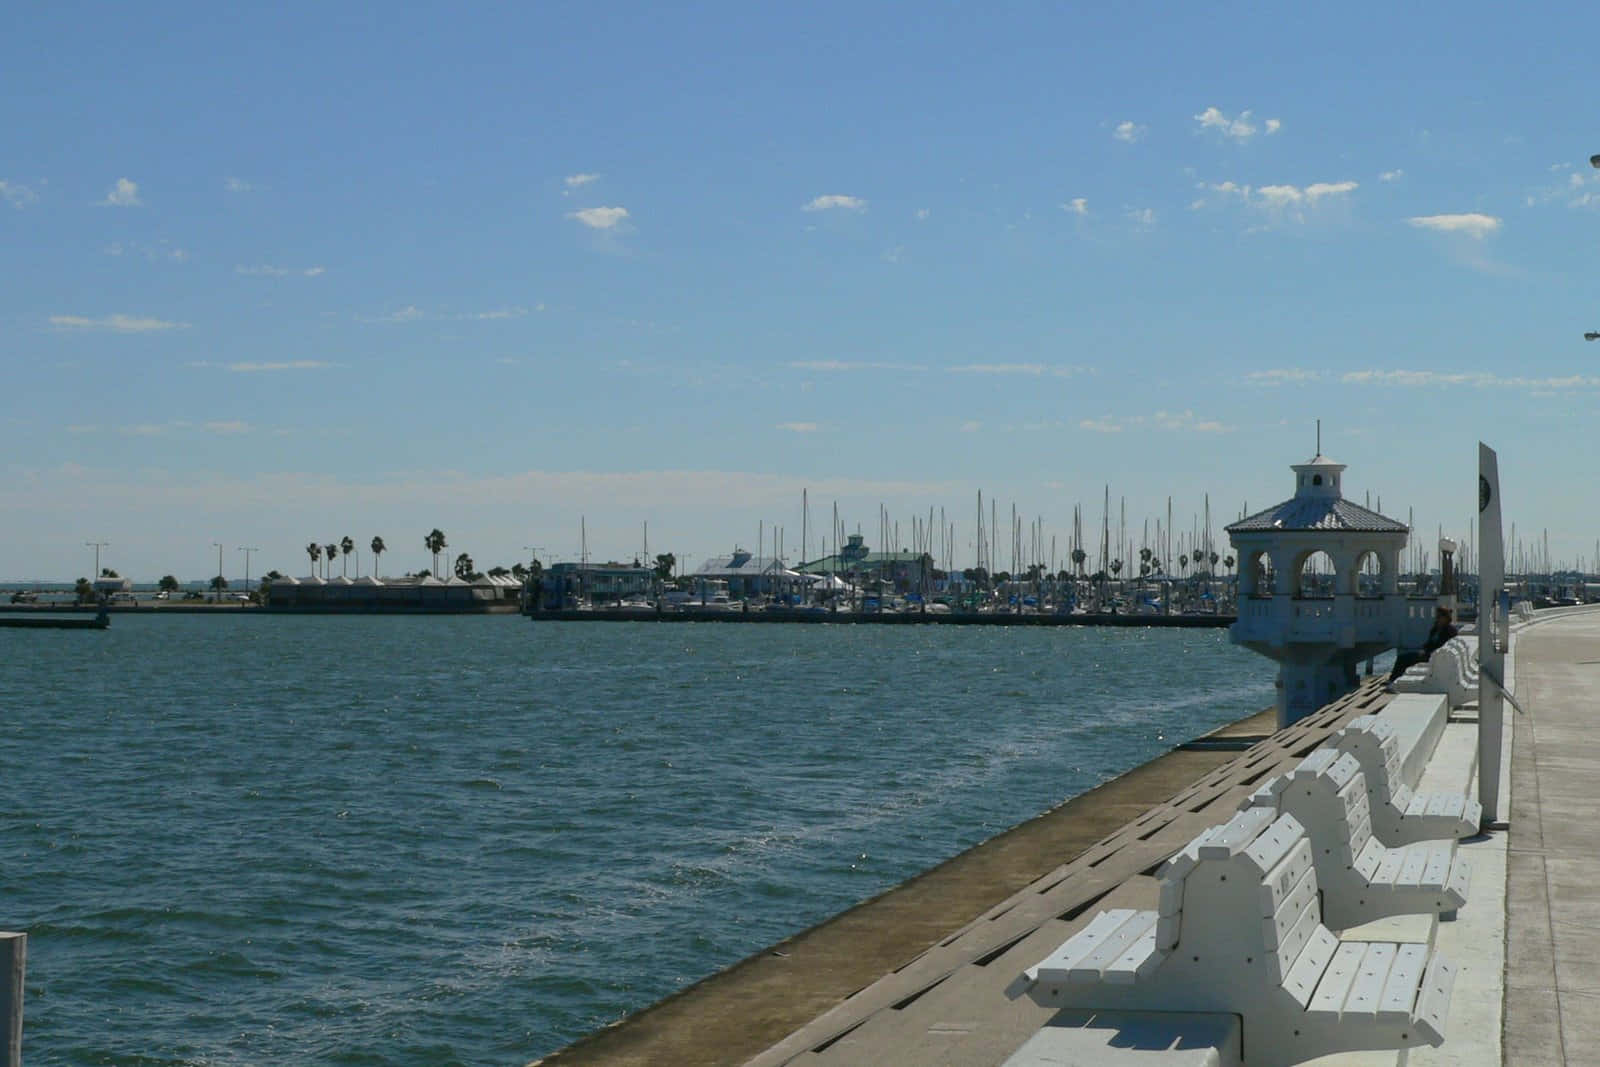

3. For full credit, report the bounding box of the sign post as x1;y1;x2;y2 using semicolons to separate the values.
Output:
1477;442;1506;826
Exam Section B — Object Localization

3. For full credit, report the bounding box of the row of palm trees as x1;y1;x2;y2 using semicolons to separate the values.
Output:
304;535;389;579
295;529;531;584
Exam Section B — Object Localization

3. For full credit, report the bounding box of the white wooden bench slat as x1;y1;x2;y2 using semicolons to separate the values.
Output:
1257;836;1315;916
1413;954;1457;1044
1262;862;1318;950
1027;908;1140;982
1072;911;1158;981
1353;836;1385;881
1404;794;1430;817
1396;847;1430;889
1282;926;1339;1009
1103;926;1162;985
1308;941;1367;1015
1342;942;1397;1021
1419;843;1453;892
1200;805;1277;858
1390;783;1415;812
1272;892;1323;982
1437;793;1467;820
1377;943;1429;1021
1242;812;1305;876
1447;855;1472;903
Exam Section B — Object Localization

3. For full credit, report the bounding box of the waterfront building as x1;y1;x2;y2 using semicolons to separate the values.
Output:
1226;451;1430;726
691;548;796;600
266;573;519;611
795;534;932;593
530;561;653;610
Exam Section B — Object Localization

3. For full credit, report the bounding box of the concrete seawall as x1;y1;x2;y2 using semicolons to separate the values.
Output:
531;683;1395;1066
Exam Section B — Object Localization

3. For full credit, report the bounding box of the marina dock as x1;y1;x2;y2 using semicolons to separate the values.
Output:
535;605;1593;1066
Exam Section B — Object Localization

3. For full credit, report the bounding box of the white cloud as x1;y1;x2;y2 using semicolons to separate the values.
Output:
567;206;630;229
1062;197;1088;216
1247;368;1326;386
224;177;255;193
787;360;928;372
915;208;930;221
1081;416;1122;433
1113;120;1146;143
960;420;982;433
1407;213;1501;239
99;177;142;207
1194;107;1280;142
802;194;866;213
0;181;37;208
236;264;326;277
1198;179;1357;223
224;361;331;373
1340;368;1600;390
50;313;187;332
357;306;424;324
564;173;601;188
1379;169;1404;182
948;363;1087;378
1079;410;1232;434
1127;207;1157;228
204;420;252;434
469;307;530;320
777;421;819;433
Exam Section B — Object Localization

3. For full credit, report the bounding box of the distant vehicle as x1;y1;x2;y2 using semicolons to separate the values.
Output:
231;593;250;602
109;592;137;604
9;591;38;604
153;591;169;600
182;591;204;601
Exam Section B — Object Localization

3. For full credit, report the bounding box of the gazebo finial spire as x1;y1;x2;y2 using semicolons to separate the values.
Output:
1316;418;1321;456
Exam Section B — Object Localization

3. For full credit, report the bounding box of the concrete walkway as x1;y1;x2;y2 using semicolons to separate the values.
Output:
1506;610;1600;1064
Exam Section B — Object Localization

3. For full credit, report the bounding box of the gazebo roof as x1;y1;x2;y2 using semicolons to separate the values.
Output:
1227;497;1408;534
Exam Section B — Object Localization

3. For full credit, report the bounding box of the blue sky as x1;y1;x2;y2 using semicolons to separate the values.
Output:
6;1;1600;581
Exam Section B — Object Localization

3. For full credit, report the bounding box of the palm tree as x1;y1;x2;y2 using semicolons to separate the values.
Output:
511;562;528;581
324;542;339;579
340;536;354;577
425;529;447;576
306;542;322;575
1071;547;1087;577
74;577;93;604
370;536;387;578
454;552;475;581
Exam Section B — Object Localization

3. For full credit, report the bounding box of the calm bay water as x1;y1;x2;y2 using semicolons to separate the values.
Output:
0;615;1275;1064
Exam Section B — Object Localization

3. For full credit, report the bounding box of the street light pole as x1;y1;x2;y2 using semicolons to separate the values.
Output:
238;546;259;596
85;540;108;578
213;542;223;603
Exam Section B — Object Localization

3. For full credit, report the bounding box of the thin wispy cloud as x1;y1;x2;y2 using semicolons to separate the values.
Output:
468;307;530;320
788;360;929;372
98;177;142;207
224;177;255;193
50;314;187;332
915;208;930;221
1081;410;1232;434
1194;107;1280;142
236;264;326;277
0;180;37;208
204;420;252;434
189;360;334;373
106;241;189;263
948;363;1087;378
1062;197;1088;216
1341;369;1600;390
1247;368;1327;386
777;421;819;433
1379;169;1404;182
1407;213;1500;238
1198;180;1357;223
564;173;601;191
567;206;630;229
802;194;866;213
1127;207;1157;228
960;420;982;433
1113;120;1146;143
357;306;425;324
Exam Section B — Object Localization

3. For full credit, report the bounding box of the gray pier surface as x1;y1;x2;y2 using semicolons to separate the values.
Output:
1505;609;1600;1063
532;687;1391;1066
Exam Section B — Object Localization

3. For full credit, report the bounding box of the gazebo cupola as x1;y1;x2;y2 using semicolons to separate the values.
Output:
1227;450;1418;727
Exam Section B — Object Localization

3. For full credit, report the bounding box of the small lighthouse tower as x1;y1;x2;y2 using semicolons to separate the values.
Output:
1226;447;1413;727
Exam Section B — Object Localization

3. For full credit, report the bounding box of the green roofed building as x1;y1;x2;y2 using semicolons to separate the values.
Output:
795;534;932;593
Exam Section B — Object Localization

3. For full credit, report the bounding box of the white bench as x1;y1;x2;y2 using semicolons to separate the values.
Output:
1243;749;1470;930
1331;715;1482;844
1392;635;1478;708
1021;806;1456;1065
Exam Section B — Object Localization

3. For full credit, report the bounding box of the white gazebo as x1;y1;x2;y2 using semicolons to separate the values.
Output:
1226;451;1426;726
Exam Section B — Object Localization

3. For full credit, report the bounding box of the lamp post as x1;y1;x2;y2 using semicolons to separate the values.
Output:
213;542;223;603
85;540;108;578
238;546;259;597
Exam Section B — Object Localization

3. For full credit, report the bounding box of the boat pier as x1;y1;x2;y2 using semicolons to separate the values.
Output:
534;603;1600;1066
